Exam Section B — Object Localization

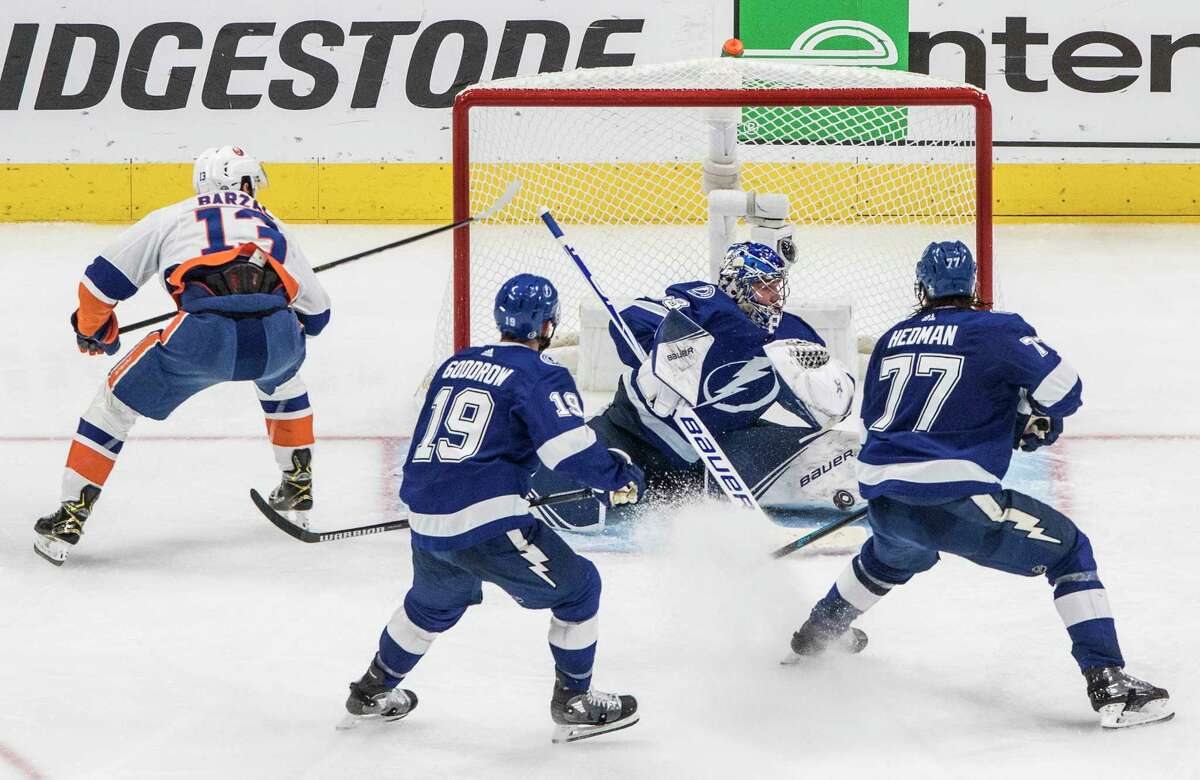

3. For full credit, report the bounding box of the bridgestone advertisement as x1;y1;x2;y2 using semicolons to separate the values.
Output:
1;0;1196;165
0;1;709;162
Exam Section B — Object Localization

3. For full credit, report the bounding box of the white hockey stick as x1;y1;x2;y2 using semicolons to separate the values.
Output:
538;207;767;515
124;181;522;335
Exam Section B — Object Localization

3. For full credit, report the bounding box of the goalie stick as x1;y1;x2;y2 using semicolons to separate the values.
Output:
770;508;868;559
119;180;522;335
538;207;768;518
250;485;596;544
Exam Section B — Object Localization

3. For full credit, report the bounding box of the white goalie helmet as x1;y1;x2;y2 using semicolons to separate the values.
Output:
193;145;268;195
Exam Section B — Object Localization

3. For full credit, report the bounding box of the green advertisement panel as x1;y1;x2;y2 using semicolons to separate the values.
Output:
735;0;911;143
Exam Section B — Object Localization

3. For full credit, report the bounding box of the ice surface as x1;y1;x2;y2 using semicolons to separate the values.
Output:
1;223;1197;778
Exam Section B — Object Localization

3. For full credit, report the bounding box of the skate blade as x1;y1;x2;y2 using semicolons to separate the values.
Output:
335;708;413;731
551;713;639;744
33;537;70;566
1099;698;1175;729
780;631;867;664
278;509;310;530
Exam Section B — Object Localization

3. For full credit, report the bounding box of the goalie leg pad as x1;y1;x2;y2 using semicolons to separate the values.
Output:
717;425;859;508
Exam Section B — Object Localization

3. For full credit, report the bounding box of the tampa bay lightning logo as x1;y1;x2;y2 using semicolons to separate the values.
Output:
687;284;716;299
702;357;778;413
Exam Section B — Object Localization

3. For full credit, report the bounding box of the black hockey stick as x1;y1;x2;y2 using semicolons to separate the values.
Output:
118;180;522;335
770;508;868;559
250;485;595;544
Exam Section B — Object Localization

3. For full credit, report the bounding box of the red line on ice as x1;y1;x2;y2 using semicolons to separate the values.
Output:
0;741;45;780
0;433;1194;444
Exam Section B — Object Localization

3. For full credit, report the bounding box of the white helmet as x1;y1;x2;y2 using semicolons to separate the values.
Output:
193;145;268;195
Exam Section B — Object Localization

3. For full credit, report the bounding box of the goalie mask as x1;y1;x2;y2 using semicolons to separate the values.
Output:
718;242;789;333
193;145;269;196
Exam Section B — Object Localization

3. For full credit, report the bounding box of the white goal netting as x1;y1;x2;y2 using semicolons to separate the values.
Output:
438;58;989;358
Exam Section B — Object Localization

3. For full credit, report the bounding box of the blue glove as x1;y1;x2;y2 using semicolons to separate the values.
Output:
296;309;330;337
71;311;121;356
1017;415;1063;452
596;453;645;507
1012;412;1030;450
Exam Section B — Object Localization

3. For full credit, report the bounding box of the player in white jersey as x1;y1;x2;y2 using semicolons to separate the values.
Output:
33;146;331;565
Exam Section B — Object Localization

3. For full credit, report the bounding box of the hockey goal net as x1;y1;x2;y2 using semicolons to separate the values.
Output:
438;58;990;358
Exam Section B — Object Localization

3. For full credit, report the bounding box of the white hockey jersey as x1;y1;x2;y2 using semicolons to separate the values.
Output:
77;192;330;337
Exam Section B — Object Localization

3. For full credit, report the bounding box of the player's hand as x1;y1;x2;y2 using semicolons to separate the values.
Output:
1012;411;1030;449
71;311;121;356
606;480;640;506
634;361;684;417
1016;415;1062;451
597;454;645;507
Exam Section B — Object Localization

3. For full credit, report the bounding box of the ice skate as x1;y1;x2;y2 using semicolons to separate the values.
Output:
33;485;100;566
550;671;639;744
1084;666;1173;729
268;448;312;529
337;657;418;730
781;618;868;664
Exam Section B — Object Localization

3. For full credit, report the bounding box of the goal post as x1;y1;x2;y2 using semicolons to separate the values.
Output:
445;59;992;357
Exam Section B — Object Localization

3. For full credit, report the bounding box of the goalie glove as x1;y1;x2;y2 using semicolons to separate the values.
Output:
763;339;854;429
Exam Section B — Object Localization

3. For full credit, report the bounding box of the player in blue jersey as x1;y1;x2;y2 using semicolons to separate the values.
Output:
785;241;1172;729
340;274;644;743
529;242;857;527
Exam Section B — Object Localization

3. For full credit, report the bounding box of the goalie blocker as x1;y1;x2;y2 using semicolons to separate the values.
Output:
531;306;859;530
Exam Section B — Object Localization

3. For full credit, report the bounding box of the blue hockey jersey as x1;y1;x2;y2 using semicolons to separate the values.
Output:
402;342;637;551
857;307;1082;500
608;281;825;467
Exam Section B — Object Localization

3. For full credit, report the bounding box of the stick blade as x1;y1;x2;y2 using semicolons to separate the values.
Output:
250;489;316;542
477;179;522;221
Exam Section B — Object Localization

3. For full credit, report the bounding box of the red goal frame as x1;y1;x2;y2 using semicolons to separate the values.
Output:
452;86;992;351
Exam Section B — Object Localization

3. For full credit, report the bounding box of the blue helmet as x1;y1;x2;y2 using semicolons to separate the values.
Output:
915;241;976;301
718;242;789;332
494;273;560;342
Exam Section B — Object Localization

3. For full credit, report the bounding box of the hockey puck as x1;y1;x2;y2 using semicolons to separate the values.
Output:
833;490;856;511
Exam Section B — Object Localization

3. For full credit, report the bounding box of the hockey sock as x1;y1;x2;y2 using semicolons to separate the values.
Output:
548;614;599;692
370;653;406;687
1046;531;1124;670
377;605;443;681
811;555;893;633
62;386;139;501
263;414;314;471
1052;572;1125;670
258;376;314;470
63;422;120;499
